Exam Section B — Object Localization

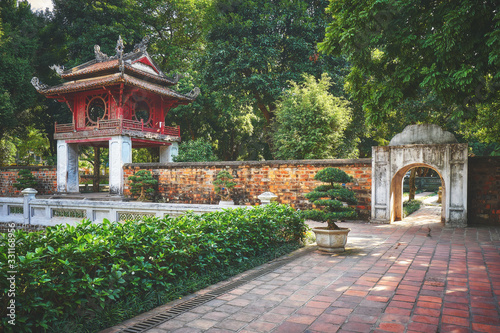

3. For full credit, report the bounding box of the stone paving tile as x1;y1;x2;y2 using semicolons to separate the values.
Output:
102;207;500;333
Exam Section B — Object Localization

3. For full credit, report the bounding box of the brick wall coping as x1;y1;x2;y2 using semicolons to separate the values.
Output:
0;165;56;171
468;156;500;163
124;158;373;170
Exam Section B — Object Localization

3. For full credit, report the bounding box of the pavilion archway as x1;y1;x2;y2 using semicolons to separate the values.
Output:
371;124;468;227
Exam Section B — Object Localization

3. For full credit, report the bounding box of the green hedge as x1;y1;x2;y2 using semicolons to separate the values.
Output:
0;204;306;332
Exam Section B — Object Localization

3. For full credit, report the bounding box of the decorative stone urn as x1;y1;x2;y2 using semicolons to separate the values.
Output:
312;227;351;253
257;192;278;205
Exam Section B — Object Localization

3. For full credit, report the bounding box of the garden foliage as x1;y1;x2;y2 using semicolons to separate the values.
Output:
173;139;219;162
303;167;357;230
272;73;353;160
403;199;422;218
0;204;306;332
13;169;38;190
213;170;236;201
127;170;158;201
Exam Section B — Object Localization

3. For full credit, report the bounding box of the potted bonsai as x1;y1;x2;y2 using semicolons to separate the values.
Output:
213;170;236;205
303;167;357;252
128;170;158;201
13;169;38;192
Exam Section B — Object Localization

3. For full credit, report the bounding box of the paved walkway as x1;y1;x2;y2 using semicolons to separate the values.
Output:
103;207;500;333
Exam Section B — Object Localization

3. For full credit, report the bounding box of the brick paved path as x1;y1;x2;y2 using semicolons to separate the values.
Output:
104;207;500;333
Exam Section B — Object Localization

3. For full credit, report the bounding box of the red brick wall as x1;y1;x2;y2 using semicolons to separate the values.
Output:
0;166;57;196
124;159;372;219
468;156;500;225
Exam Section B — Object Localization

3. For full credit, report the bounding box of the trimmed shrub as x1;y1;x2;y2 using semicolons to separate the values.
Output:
213;170;236;201
0;204;306;332
13;169;38;191
128;170;157;201
302;167;358;229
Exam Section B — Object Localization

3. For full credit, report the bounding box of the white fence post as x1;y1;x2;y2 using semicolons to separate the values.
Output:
22;188;37;225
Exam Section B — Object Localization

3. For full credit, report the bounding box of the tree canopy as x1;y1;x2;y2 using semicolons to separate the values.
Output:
1;0;499;165
319;0;500;142
272;74;353;160
204;0;348;124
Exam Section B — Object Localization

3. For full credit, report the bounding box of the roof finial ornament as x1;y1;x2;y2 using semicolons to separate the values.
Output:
31;77;48;91
94;44;109;62
171;73;180;84
116;36;125;74
186;87;201;99
115;36;124;57
49;64;64;76
133;35;150;53
94;45;109;62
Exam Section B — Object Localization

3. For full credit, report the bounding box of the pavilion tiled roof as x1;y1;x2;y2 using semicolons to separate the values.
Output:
38;73;196;102
31;36;198;101
60;56;179;86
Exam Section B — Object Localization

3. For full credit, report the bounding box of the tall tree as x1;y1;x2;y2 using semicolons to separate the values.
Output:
51;0;210;72
204;0;348;125
141;0;211;74
0;0;42;142
0;1;63;165
272;73;353;160
51;0;145;66
319;0;500;141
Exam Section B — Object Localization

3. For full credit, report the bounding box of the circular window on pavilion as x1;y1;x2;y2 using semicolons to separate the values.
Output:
133;101;151;125
86;96;107;126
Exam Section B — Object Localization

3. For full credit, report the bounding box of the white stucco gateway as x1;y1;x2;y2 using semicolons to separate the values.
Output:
371;124;468;227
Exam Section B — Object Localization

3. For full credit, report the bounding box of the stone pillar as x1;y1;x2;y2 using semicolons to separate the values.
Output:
446;145;468;227
57;140;79;193
22;188;37;225
159;142;179;163
371;146;391;223
109;136;132;195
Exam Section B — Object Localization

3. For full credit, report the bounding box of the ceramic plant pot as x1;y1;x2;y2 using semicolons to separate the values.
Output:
312;227;350;253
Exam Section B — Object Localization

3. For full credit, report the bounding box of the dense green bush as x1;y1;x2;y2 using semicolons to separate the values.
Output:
173;139;219;162
0;204;306;332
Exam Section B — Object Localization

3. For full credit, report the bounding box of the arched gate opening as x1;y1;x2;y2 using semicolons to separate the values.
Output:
390;164;444;223
371;124;468;227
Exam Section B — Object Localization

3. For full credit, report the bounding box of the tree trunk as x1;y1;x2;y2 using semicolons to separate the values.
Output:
254;93;273;124
409;168;417;200
138;186;145;201
93;146;100;193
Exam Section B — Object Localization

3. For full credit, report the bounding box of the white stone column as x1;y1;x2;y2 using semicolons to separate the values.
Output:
22;188;37;225
109;136;132;195
159;142;179;163
371;146;391;223
57;140;79;193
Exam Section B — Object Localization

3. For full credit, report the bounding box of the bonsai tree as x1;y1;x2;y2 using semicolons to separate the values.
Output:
303;167;357;230
13;169;38;190
128;170;158;201
213;170;236;201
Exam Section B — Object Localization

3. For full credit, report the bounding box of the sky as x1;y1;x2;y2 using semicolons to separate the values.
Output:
25;0;53;11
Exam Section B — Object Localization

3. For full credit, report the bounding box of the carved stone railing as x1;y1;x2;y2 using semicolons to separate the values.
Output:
0;195;243;226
